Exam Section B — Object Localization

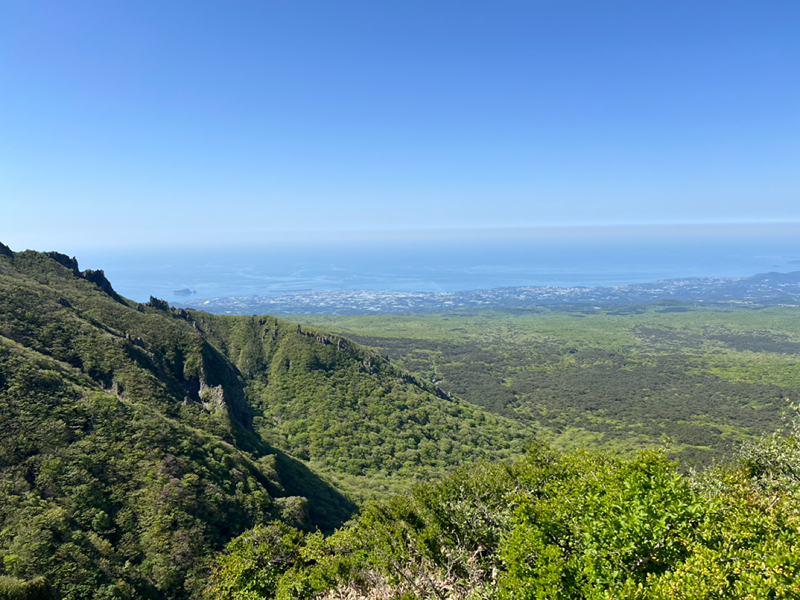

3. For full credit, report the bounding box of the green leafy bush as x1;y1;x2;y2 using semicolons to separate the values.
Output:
207;428;800;599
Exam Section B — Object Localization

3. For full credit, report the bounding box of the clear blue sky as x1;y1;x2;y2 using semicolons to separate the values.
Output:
2;0;799;250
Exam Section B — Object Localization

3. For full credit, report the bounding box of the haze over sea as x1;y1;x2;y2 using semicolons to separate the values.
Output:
68;224;800;304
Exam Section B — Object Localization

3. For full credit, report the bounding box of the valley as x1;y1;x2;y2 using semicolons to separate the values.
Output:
0;247;527;598
3;244;800;599
295;306;800;465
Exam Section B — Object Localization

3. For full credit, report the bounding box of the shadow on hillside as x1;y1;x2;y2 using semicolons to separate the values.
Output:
231;422;358;532
274;449;358;531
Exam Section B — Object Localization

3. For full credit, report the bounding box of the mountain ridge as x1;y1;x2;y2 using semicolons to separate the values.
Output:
0;244;529;599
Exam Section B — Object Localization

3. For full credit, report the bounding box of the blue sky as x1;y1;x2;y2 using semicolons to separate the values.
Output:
2;0;799;250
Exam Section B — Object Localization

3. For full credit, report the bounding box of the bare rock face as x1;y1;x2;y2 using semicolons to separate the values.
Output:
47;251;79;272
44;251;130;304
145;296;171;310
81;269;125;304
44;252;126;304
82;268;112;293
0;241;12;256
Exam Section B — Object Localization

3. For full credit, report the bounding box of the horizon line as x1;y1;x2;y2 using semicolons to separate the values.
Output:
3;219;800;254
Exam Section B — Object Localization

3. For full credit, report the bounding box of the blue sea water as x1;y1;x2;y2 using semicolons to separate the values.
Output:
75;225;800;303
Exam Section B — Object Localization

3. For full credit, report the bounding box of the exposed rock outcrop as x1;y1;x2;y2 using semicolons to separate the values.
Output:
173;307;193;321
125;333;146;348
179;344;252;430
47;251;79;272
145;296;171;310
45;252;126;304
81;268;125;304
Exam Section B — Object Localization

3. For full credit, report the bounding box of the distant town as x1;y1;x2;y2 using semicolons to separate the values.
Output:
173;271;800;315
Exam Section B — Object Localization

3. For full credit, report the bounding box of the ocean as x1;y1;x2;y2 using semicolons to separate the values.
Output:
73;224;800;303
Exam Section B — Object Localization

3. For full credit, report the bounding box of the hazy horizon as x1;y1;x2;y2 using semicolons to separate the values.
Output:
5;220;800;257
11;221;794;303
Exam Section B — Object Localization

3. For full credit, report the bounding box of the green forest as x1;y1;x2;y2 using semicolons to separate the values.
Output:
2;245;800;599
297;307;800;465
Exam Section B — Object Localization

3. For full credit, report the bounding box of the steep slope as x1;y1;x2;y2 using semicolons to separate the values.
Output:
0;248;357;599
0;245;530;599
191;312;530;497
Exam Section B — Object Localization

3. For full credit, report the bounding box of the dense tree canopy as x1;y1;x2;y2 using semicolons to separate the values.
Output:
4;246;800;599
0;249;523;598
298;308;800;464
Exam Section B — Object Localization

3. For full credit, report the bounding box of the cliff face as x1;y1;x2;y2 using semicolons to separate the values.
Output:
44;250;126;304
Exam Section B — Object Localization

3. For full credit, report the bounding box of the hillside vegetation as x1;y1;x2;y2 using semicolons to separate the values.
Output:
4;243;800;599
296;307;800;464
0;245;528;599
188;312;529;499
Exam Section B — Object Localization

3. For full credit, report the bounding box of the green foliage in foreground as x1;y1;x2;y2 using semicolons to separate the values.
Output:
207;420;800;599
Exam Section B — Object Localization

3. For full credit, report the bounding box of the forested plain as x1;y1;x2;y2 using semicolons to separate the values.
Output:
3;244;800;599
297;306;800;465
